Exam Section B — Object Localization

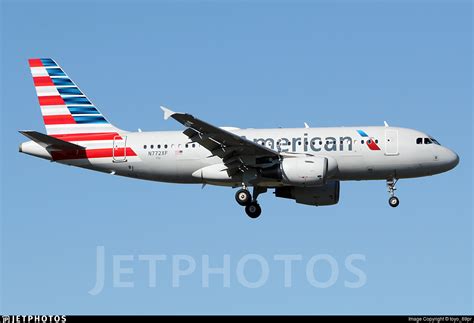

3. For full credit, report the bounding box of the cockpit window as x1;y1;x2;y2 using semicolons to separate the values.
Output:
416;138;423;144
424;138;433;144
430;137;440;145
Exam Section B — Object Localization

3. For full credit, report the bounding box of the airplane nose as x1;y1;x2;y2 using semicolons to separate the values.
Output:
445;149;459;170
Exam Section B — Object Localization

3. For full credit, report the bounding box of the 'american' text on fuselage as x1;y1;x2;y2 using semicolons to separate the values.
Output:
250;136;354;152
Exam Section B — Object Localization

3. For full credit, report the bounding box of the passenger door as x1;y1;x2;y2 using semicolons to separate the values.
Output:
384;130;399;156
113;135;128;162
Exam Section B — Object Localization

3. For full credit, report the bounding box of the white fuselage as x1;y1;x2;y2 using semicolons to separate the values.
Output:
20;58;460;214
21;126;458;187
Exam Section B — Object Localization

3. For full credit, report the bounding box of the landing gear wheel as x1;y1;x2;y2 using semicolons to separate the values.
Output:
389;196;400;208
245;202;262;219
386;178;400;208
235;189;251;206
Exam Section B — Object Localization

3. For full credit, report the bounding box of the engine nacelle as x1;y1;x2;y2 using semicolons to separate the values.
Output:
260;156;337;187
274;181;340;206
281;156;327;186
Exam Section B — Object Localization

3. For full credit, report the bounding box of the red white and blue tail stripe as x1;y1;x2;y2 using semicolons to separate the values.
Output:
28;58;137;162
28;58;121;137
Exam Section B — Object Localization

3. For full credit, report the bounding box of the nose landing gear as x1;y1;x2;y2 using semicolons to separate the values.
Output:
235;185;266;218
389;196;400;207
387;178;400;208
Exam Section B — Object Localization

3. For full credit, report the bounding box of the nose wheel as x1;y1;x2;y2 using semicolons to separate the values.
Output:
388;196;400;208
387;178;400;208
235;186;267;218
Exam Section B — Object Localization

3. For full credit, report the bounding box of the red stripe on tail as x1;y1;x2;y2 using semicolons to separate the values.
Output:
38;96;65;106
33;76;54;87
52;132;122;142
43;115;76;125
29;59;43;67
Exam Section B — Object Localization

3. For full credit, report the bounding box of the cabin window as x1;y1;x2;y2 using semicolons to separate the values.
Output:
185;144;188;148
416;138;422;144
164;144;168;149
150;145;154;149
361;140;364;144
143;145;147;149
157;144;161;149
367;139;371;144
375;139;379;144
192;144;196;148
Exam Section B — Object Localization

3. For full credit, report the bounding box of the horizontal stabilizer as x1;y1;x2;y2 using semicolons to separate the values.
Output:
19;130;84;150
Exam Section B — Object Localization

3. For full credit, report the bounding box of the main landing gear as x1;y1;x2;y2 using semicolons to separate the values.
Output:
235;186;267;219
387;178;400;208
235;188;251;206
245;202;262;219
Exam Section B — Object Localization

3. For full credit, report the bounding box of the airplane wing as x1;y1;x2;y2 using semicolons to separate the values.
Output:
161;106;279;176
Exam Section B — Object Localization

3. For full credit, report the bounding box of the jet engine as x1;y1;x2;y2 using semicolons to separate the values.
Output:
259;156;337;187
274;181;340;206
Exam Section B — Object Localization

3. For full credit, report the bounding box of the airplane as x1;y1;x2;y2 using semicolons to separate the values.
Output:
19;58;460;218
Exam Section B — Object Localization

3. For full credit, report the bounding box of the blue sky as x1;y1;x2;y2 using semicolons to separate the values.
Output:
1;0;472;315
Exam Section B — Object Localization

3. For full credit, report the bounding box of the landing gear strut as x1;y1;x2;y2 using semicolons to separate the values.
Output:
235;185;266;218
387;178;400;208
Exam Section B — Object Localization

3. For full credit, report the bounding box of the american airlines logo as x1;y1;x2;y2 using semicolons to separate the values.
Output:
248;130;380;153
357;129;381;150
249;135;354;152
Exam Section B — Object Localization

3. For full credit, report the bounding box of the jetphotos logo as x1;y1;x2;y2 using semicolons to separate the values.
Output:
88;246;367;295
357;130;381;151
1;317;66;323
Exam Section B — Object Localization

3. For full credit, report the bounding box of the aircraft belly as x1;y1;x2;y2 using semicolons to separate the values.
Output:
176;159;207;181
336;154;433;180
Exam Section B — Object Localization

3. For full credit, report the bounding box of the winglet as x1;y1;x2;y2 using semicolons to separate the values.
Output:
384;121;389;127
160;106;175;120
304;122;310;129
